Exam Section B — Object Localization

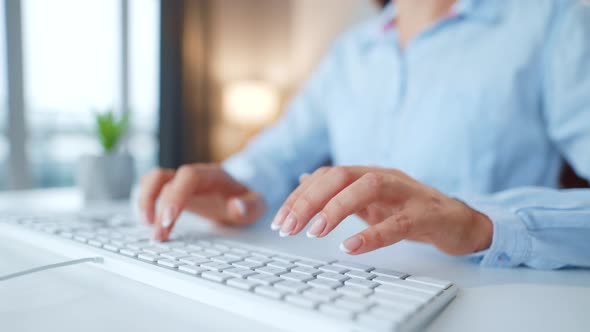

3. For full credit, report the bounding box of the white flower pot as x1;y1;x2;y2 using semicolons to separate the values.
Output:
76;153;136;202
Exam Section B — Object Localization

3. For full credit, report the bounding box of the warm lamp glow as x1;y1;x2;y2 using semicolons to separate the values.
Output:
223;80;279;127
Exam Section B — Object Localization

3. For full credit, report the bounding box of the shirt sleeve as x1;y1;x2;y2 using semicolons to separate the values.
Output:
221;41;343;209
457;2;590;270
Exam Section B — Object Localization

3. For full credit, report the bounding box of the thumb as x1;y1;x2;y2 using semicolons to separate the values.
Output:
225;191;265;225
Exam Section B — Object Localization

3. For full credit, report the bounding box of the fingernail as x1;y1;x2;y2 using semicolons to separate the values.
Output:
340;235;363;253
279;213;297;237
161;207;175;228
306;214;327;238
271;207;288;230
232;199;246;217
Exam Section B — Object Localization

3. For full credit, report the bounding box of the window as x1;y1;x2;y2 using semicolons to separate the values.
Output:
18;0;159;188
0;1;7;189
129;0;160;178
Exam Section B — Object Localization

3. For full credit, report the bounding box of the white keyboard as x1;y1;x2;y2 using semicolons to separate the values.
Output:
0;214;458;332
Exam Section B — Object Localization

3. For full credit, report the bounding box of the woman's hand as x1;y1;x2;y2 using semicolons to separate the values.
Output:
271;166;492;256
139;164;265;241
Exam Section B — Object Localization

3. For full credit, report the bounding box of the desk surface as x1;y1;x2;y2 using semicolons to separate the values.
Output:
1;188;589;332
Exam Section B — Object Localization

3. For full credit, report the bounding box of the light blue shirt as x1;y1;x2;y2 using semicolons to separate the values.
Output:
223;0;590;269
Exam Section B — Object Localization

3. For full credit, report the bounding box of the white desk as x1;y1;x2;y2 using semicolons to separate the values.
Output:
1;188;589;332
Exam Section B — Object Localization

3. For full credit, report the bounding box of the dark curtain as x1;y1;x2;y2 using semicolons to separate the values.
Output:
158;0;211;168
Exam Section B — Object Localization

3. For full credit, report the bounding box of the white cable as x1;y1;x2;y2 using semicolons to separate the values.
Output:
0;257;104;282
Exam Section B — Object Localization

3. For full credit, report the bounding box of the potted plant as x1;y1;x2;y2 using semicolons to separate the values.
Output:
76;111;135;201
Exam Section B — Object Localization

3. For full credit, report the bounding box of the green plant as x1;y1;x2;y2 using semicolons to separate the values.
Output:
95;110;129;153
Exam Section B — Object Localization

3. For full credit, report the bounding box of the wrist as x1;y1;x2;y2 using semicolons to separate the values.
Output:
471;209;493;253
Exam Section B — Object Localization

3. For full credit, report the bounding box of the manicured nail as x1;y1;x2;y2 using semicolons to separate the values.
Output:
340;235;363;253
161;207;175;228
279;213;297;237
271;207;288;230
306;215;327;238
232;198;246;217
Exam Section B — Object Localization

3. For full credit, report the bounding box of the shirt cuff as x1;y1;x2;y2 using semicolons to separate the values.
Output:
457;196;532;267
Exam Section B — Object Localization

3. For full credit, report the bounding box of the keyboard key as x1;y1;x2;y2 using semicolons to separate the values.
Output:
160;251;188;260
345;270;375;280
227;278;260;291
211;255;241;264
126;242;151;250
374;279;441;295
302;288;341;302
318;265;349;274
294;260;324;268
109;239;127;247
271;255;296;263
223;267;257;279
371;268;408;279
232;261;264;270
285;294;320;309
202;271;231;283
405;276;452;290
280;272;314;283
179;256;210;266
248;274;283;286
307;278;343;290
245;256;272;264
374;285;433;300
291;266;322;276
337;285;373;298
332;261;374;272
274;280;310;293
204;248;223;255
318;303;355;319
267;260;296;270
255;266;287;276
178;265;207;275
143;246;169;255
317;272;349;283
138;253;158;262
88;239;103;247
190;250;218;259
104;244;121;252
201;262;232;272
120;248;140;257
157;259;181;268
74;235;89;243
224;251;248;260
254;286;287;299
344;278;379;289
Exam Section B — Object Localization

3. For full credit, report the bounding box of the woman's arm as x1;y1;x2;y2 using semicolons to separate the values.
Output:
222;39;347;209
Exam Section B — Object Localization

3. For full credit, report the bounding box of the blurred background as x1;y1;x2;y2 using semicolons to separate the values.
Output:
0;0;380;191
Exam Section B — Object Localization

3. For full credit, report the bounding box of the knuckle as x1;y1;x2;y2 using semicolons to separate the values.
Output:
394;215;412;237
330;166;351;184
363;172;383;189
314;166;331;176
295;193;314;212
177;164;195;177
371;229;386;248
